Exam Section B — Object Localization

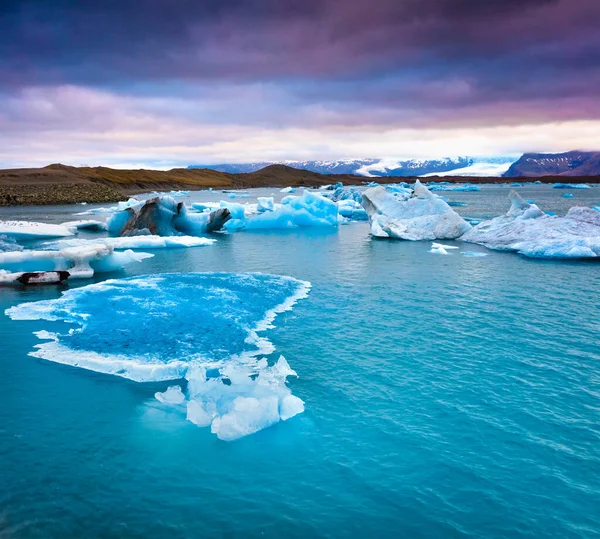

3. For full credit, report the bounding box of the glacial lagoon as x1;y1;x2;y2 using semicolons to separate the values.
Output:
1;184;600;537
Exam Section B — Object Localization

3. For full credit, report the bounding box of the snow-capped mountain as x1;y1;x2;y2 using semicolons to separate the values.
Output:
503;151;600;177
188;156;517;177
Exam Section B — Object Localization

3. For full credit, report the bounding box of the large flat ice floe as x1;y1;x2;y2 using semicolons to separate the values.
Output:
461;191;600;258
0;244;152;282
6;273;310;440
45;236;215;250
361;181;472;240
0;220;76;240
107;196;231;236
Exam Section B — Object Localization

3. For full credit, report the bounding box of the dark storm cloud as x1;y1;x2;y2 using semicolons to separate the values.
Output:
0;0;599;123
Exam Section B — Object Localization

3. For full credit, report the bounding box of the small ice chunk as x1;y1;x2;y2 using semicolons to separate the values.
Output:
280;186;296;193
155;385;186;405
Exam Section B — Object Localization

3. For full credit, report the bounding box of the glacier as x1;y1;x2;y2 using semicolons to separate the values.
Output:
361;181;472;240
0;244;152;282
6;273;310;440
461;191;600;258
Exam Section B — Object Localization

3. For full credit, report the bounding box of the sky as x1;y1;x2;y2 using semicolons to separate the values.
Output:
1;0;599;169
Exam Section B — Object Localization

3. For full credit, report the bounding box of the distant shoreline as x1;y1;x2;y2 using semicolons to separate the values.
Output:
1;163;599;206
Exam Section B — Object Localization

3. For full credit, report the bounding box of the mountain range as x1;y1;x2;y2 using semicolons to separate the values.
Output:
189;157;517;178
503;151;600;177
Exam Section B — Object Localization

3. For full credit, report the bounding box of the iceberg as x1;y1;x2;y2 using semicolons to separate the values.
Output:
361;181;472;240
280;186;296;193
0;245;152;280
331;186;363;203
107;196;231;237
6;273;310;440
563;193;574;198
461;191;600;258
246;191;338;229
0;220;76;240
44;236;215;250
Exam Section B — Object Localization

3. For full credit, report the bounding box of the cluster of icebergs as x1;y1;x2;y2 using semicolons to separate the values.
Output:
361;181;600;259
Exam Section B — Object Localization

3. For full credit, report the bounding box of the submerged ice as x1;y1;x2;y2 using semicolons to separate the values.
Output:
6;273;310;440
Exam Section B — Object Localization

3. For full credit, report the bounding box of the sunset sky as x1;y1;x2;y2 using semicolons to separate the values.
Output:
1;0;599;168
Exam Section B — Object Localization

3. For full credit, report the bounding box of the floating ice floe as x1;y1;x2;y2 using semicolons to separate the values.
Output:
6;273;310;440
61;220;107;231
0;220;76;240
44;236;215;250
0;244;152;281
280;186;296;194
427;183;480;192
429;242;459;255
563;193;574;198
461;191;600;258
361;181;472;240
461;251;488;257
553;183;591;189
107;196;231;236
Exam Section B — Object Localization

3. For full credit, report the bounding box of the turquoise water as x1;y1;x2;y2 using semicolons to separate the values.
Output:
1;186;600;537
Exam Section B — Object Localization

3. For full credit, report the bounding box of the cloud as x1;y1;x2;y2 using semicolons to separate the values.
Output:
0;0;599;165
1;85;599;169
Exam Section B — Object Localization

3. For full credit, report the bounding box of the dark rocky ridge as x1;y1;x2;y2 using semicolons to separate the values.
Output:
504;151;600;177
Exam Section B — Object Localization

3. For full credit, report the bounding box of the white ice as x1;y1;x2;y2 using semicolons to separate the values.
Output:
156;356;304;441
461;191;600;258
0;245;153;279
361;181;472;240
0;220;76;240
45;236;216;250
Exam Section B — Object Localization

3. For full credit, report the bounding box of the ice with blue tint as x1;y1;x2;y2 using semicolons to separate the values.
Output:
6;273;310;440
61;220;107;231
331;186;363;203
427;183;480;192
462;191;600;258
563;193;574;198
553;183;591;189
107;196;230;236
246;191;338;229
0;234;23;252
280;186;296;193
337;199;368;221
220;201;248;230
257;197;275;212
